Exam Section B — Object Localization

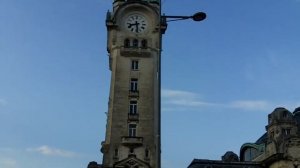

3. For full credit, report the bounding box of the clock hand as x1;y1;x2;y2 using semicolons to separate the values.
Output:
127;23;134;28
135;21;140;33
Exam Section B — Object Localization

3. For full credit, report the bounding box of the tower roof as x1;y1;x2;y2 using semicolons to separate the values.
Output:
255;132;268;144
293;107;300;115
268;107;294;124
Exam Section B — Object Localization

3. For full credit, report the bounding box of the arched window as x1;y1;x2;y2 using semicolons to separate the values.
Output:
130;148;134;153
124;39;130;48
141;39;147;48
243;147;259;161
133;39;139;48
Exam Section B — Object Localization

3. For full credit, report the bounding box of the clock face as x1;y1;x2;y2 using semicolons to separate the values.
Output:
125;14;148;33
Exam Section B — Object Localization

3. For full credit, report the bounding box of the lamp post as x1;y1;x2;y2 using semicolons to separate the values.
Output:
157;6;206;168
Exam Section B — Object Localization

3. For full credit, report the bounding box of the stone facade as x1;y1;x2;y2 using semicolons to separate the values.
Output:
88;1;163;168
188;107;300;168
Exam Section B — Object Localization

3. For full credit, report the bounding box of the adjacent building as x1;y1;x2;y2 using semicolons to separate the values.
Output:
188;107;300;168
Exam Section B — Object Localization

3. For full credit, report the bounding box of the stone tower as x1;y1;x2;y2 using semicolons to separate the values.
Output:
101;0;163;168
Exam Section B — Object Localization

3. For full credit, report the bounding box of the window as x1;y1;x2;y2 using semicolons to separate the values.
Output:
283;112;288;118
145;149;149;158
130;148;134;153
270;131;274;138
124;38;130;48
130;78;138;92
244;147;259;161
283;128;291;136
133;39;139;48
114;148;118;157
141;39;147;48
131;60;139;70
129;100;137;114
128;124;137;137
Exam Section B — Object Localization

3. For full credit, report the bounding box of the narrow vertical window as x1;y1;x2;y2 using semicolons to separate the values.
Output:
128;124;137;137
129;100;137;114
124;38;130;48
283;112;288;118
268;116;272;124
270;131;274;138
141;39;147;48
283;128;291;135
145;149;149;158
130;78;138;92
114;148;118;157
133;39;138;48
131;60;139;70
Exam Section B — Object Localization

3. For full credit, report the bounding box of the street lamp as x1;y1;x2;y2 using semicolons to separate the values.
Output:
157;10;206;168
162;12;207;22
160;12;206;34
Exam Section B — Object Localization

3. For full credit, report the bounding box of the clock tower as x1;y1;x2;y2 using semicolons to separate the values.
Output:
101;0;164;168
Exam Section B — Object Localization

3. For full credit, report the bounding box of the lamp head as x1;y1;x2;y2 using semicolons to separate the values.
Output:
192;12;206;21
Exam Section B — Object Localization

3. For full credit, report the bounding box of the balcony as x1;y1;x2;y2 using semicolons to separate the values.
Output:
129;90;139;98
122;136;143;146
120;47;151;57
128;113;139;121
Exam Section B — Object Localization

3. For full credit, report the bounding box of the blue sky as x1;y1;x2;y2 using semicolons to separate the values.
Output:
1;0;300;168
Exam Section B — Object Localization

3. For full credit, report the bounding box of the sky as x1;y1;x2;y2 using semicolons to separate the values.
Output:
1;0;300;168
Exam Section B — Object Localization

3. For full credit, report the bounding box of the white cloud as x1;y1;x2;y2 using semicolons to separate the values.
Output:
162;89;283;112
229;100;271;111
162;89;215;108
0;157;17;168
26;145;78;158
162;89;198;99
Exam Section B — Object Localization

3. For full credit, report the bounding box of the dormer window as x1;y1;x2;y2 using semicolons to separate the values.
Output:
283;111;288;118
268;116;272;124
